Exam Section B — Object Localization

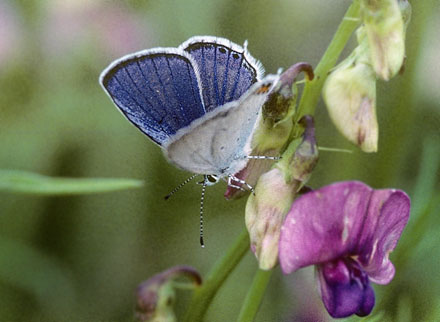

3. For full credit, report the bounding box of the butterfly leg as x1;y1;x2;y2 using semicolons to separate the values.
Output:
228;175;255;195
226;180;247;192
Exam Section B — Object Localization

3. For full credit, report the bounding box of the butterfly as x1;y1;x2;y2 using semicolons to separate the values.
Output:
100;36;279;245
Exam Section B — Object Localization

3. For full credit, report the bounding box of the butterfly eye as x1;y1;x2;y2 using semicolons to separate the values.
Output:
207;175;219;184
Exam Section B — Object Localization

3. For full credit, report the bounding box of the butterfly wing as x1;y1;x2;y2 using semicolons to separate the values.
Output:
163;74;280;176
100;48;206;145
180;36;264;112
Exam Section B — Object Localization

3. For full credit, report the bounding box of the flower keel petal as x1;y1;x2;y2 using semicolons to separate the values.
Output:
317;258;375;318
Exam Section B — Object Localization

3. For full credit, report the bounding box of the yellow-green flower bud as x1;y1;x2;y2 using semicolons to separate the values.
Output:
398;0;412;29
323;56;378;153
245;116;318;270
279;116;319;185
246;168;299;270
361;0;407;80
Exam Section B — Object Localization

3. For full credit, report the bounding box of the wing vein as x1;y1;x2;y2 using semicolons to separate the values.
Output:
185;60;206;114
123;66;155;113
213;46;220;107
113;74;168;137
229;54;244;100
220;49;231;105
200;45;211;108
135;60;166;110
165;56;188;122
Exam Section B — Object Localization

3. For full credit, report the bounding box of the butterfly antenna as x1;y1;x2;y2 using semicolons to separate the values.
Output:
164;174;198;200
199;178;207;248
247;155;281;160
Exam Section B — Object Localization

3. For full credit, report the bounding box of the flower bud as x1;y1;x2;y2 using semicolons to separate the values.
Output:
323;55;378;153
279;115;318;184
263;63;314;122
225;63;314;199
245;116;318;270
135;266;202;322
398;0;412;29
246;168;299;270
361;0;407;80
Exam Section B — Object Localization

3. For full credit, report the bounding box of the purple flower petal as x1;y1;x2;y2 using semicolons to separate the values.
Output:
356;190;410;284
317;258;375;318
279;181;372;274
279;181;410;279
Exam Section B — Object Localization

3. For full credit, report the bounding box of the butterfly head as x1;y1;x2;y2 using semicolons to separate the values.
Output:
198;174;220;186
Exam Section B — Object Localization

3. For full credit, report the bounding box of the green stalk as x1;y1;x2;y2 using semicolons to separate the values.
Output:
183;228;250;322
237;269;273;322
296;0;361;120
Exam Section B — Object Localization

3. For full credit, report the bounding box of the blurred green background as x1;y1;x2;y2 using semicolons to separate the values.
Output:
0;0;439;321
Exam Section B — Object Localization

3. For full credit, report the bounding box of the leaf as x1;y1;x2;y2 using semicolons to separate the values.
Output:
0;169;143;195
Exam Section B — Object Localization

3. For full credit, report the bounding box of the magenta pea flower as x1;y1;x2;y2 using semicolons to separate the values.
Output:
279;181;410;318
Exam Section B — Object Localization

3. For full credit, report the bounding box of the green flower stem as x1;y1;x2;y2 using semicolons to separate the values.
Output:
237;269;273;322
183;228;250;322
296;0;361;120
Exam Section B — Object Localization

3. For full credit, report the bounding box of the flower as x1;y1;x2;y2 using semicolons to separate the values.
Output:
245;167;300;270
135;266;202;322
279;181;410;318
323;0;411;152
361;0;409;80
323;29;378;153
246;116;318;270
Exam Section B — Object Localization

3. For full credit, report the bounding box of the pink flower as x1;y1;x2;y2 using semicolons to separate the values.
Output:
279;181;410;318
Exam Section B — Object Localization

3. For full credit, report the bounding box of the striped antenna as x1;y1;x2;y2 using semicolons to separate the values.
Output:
199;177;207;248
164;174;198;200
246;155;281;160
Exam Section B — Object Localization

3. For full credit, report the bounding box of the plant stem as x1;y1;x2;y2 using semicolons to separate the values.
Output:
237;269;273;322
183;228;250;322
296;0;361;120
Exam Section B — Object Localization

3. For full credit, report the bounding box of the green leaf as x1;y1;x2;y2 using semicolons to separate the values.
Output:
0;169;143;195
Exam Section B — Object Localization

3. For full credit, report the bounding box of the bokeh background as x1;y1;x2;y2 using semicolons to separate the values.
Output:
1;0;439;321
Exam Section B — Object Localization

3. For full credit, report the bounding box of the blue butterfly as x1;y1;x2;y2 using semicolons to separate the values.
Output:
100;36;279;245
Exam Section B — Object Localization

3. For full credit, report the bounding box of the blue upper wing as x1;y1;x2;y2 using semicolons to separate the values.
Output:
180;36;264;112
100;49;206;145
